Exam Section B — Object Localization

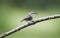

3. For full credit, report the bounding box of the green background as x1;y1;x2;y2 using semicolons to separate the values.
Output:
0;0;60;38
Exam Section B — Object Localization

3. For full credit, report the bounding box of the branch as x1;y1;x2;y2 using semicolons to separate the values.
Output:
0;14;60;38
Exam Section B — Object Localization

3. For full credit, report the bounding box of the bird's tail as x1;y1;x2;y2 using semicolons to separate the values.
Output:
20;19;24;22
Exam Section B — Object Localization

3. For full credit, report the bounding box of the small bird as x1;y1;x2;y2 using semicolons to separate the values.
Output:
21;12;37;22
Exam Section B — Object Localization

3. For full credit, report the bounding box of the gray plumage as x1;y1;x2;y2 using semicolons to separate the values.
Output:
21;12;37;22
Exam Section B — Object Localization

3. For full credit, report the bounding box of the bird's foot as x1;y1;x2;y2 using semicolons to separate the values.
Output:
32;20;34;22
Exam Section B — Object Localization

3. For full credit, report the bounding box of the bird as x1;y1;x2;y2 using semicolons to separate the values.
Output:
21;12;37;22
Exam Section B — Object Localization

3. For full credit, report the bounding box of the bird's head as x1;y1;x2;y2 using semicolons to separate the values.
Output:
29;12;37;16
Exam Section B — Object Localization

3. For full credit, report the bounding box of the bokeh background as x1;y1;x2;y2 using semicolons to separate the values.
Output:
0;0;60;38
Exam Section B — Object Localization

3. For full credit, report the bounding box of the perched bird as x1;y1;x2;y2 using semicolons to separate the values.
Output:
21;12;37;22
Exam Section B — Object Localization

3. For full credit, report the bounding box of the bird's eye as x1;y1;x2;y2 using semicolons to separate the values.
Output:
32;13;37;14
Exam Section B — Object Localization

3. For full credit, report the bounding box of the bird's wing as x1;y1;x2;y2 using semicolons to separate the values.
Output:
21;15;32;22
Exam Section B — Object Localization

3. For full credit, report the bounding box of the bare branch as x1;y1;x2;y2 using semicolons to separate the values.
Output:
0;14;60;38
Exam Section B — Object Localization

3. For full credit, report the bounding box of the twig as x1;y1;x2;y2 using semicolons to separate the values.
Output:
0;14;60;38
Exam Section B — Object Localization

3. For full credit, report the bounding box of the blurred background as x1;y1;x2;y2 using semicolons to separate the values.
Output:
0;0;60;38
